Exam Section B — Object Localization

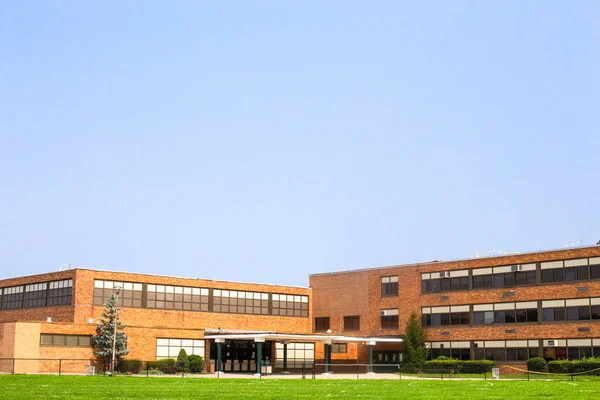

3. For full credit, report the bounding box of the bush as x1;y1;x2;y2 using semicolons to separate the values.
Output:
548;360;573;373
177;349;190;372
147;368;163;375
116;359;142;374
147;359;178;374
461;360;494;373
572;358;600;376
422;359;494;374
424;359;462;373
526;357;547;372
188;355;205;373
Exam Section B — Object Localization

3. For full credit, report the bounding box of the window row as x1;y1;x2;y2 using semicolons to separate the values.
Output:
421;256;600;294
40;334;92;347
0;279;73;310
422;298;600;327
427;339;600;361
541;298;600;322
92;280;309;318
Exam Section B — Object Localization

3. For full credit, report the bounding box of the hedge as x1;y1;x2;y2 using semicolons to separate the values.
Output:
547;359;600;375
116;359;142;374
147;359;178;374
422;359;494;373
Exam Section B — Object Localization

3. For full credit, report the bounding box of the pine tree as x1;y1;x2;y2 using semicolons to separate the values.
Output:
403;312;429;367
177;348;190;372
93;293;130;374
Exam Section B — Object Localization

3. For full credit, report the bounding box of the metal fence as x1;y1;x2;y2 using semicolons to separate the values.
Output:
0;358;97;375
2;358;600;381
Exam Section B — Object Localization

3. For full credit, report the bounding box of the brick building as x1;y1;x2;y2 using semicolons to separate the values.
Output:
0;268;313;373
310;246;600;367
1;245;600;373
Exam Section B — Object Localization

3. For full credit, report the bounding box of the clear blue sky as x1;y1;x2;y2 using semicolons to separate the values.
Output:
1;1;598;286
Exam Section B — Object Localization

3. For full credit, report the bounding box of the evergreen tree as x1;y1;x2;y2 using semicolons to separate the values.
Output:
177;348;190;372
93;293;130;374
403;312;429;366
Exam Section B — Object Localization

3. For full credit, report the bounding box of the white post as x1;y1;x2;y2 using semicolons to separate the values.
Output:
111;284;122;376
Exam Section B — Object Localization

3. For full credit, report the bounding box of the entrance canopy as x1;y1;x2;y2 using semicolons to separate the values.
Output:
205;330;403;345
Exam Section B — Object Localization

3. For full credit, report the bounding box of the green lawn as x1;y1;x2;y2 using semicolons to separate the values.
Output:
0;375;598;399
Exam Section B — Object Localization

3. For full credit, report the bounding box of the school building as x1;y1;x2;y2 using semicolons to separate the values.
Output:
1;245;599;373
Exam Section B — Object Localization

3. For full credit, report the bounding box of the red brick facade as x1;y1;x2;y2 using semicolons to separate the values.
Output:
310;246;600;363
2;246;600;373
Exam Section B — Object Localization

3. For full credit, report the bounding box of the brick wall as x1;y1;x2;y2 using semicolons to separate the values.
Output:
310;246;600;363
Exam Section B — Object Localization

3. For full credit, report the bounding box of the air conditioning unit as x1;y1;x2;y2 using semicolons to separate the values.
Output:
439;272;450;279
380;310;398;316
511;265;523;272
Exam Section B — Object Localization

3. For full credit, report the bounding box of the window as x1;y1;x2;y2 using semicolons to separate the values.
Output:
422;271;468;293
592;305;600;320
344;316;360;331
148;284;208;311
272;294;309;317
565;266;589;282
541;261;565;283
473;311;494;325
516;308;538;323
542;308;566;322
213;289;269;315
381;309;399;329
40;334;92;347
591;259;600;280
381;276;398;296
331;343;348;354
472;274;494;289
93;280;139;307
47;279;73;306
2;285;24;310
275;343;314;368
314;317;330;332
156;338;205;359
24;283;47;308
567;306;590;321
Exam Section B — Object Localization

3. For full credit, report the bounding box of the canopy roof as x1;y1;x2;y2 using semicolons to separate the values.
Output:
204;331;403;345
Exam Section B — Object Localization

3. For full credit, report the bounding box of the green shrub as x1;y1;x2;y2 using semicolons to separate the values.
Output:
547;360;573;373
526;357;547;372
188;355;205;373
147;368;163;375
116;359;142;374
570;358;600;376
147;359;178;374
461;360;494;373
424;359;462;373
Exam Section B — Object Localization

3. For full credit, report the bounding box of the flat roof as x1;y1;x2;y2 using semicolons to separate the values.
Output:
204;332;402;344
309;245;600;277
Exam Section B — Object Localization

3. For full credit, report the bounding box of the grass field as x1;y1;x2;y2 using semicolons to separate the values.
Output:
0;375;598;399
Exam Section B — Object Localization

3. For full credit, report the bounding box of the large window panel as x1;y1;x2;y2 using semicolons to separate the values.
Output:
24;283;47;308
156;338;205;360
2;285;24;310
272;294;309;317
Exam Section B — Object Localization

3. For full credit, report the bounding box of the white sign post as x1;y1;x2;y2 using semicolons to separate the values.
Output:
492;368;500;380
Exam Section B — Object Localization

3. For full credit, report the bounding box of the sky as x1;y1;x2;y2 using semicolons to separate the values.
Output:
0;1;598;287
